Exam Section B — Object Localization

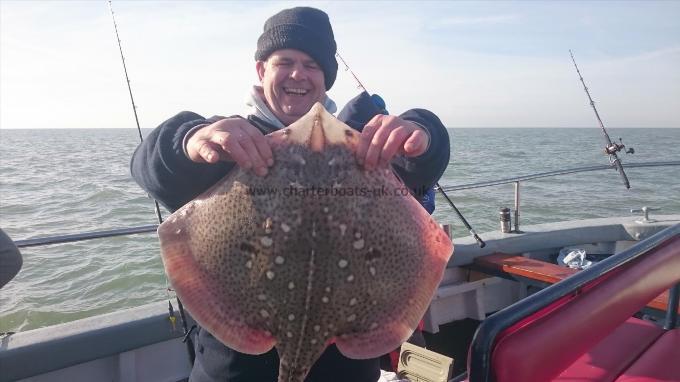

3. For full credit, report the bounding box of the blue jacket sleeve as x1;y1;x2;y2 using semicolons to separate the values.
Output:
130;111;236;212
338;92;451;197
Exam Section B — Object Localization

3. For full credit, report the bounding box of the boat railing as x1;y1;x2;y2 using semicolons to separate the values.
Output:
438;160;679;233
14;224;159;249
12;160;680;249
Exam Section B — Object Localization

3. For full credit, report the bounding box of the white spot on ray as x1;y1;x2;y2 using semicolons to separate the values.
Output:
260;309;269;318
288;281;295;290
311;339;318;344
266;271;275;280
347;274;355;283
323;206;329;213
347;314;357;322
339;224;347;236
313;325;321;332
338;259;348;268
325;286;331;293
369;266;376;276
261;236;273;247
288;314;295;321
353;238;365;250
245;260;253;269
370;322;379;330
287;332;293;338
264;217;273;233
175;228;182;234
349;298;357;306
322;296;329;303
257;294;267;301
275;256;285;265
281;223;291;233
354;231;362;239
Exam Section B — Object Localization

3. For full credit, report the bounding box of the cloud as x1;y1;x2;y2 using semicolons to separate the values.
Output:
428;14;520;28
620;45;680;63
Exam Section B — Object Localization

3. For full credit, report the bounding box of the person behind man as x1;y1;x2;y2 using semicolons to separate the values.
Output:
0;228;23;289
131;6;450;382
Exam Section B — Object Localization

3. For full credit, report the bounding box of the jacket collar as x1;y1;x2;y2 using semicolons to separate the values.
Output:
244;85;337;129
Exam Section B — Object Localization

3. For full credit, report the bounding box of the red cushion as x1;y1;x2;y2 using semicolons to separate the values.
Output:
615;329;680;382
555;318;663;382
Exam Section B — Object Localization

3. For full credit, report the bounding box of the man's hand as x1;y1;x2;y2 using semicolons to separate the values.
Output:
356;115;430;170
186;118;273;176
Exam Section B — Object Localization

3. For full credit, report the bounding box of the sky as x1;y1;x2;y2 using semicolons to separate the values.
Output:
1;0;679;129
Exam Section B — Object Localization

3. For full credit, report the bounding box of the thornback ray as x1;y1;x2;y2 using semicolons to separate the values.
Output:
157;103;453;382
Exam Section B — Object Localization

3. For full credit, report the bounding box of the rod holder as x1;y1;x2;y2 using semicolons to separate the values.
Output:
500;208;511;233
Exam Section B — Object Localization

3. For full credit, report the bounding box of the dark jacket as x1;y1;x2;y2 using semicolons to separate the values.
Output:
130;92;450;382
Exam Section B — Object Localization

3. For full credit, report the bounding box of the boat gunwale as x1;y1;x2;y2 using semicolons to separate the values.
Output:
0;300;193;382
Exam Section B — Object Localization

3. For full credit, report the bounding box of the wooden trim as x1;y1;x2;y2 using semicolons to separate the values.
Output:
473;253;679;314
474;253;577;284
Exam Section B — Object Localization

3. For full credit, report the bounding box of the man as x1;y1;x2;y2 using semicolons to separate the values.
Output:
131;6;450;382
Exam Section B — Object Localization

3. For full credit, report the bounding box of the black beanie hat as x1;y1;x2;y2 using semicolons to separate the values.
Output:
255;7;338;90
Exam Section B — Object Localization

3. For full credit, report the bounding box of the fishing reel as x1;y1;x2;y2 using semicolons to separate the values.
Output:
605;138;634;156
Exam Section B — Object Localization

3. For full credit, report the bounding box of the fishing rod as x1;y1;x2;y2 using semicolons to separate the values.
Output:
336;53;486;248
569;50;633;189
107;1;163;223
107;1;196;364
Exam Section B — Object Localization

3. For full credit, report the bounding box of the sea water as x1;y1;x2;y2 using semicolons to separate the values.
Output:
0;127;678;332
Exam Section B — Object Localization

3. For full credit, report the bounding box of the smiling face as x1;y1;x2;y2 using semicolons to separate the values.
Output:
256;49;326;126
